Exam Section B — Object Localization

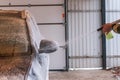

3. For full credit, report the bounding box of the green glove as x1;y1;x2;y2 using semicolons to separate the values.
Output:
105;32;114;40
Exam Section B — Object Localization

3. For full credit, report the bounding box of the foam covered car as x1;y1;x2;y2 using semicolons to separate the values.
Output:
0;10;58;80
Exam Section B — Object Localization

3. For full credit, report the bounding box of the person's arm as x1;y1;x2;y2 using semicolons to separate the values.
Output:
97;19;120;34
100;19;120;34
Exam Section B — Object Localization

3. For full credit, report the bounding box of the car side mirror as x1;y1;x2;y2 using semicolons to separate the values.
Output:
39;39;58;53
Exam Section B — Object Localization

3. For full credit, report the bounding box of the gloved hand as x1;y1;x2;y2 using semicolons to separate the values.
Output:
102;23;113;34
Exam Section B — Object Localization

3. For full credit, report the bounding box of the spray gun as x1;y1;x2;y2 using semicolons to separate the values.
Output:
97;25;114;40
97;27;103;31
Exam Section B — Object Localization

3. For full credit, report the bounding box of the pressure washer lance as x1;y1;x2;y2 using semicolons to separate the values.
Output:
97;27;103;31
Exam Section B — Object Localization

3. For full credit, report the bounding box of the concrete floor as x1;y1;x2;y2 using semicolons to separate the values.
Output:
49;70;117;80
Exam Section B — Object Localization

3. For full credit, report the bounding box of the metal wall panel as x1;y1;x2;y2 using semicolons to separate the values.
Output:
29;0;64;4
106;0;120;11
0;0;10;5
106;0;120;68
9;0;29;5
27;7;64;23
68;0;102;68
0;0;64;5
0;7;64;23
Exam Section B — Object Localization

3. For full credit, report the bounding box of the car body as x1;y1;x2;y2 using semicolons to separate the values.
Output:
0;10;58;80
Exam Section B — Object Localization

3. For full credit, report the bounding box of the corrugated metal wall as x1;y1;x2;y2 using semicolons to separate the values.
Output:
106;0;120;68
68;0;102;68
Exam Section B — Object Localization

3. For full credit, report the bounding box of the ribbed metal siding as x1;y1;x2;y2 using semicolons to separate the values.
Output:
68;0;102;68
106;0;120;68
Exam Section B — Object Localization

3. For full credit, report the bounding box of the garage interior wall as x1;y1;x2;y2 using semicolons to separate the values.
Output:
1;0;120;70
106;0;120;68
0;0;66;70
68;0;102;69
68;0;120;69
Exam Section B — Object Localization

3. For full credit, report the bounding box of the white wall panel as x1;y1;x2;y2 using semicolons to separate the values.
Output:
68;12;102;68
27;7;64;23
68;0;102;68
0;0;63;5
106;12;120;23
8;0;63;5
0;7;64;23
0;0;10;5
106;0;120;11
29;0;64;4
9;0;29;5
106;0;120;68
0;7;27;10
68;0;101;10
